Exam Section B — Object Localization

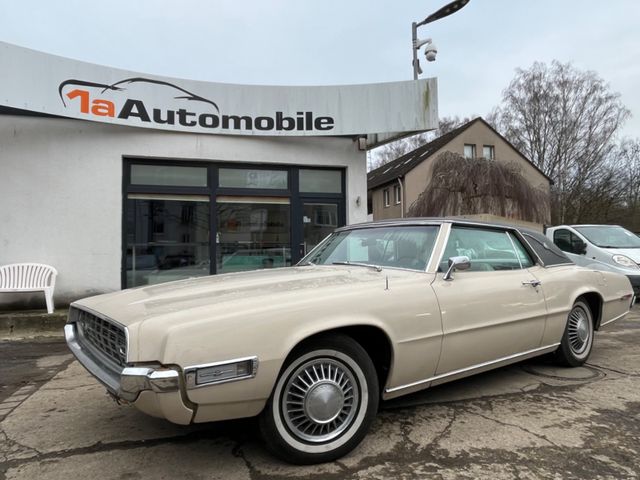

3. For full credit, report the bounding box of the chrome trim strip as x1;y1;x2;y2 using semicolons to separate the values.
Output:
507;232;525;269
430;223;452;274
423;225;441;274
385;343;560;394
600;311;628;327
184;356;258;389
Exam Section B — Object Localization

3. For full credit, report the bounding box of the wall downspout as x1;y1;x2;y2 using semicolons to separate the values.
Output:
397;177;404;218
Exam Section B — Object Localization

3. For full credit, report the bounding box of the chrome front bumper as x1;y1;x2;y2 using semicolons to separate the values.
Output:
64;323;180;402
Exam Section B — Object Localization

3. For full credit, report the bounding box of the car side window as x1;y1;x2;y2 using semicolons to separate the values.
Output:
440;227;531;272
553;229;583;254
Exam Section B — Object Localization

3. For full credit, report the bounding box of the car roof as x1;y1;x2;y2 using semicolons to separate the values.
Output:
551;224;623;228
337;217;531;234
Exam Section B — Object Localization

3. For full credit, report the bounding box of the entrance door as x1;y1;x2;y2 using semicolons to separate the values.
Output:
299;201;343;259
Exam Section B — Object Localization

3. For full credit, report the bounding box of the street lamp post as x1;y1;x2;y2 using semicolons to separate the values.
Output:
412;0;470;80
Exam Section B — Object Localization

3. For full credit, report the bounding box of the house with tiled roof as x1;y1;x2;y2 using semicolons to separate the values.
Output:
367;117;552;226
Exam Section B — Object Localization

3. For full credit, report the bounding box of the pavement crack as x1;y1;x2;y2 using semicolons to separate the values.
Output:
428;406;458;449
0;429;225;474
465;408;560;448
231;440;259;479
0;426;43;470
586;362;639;377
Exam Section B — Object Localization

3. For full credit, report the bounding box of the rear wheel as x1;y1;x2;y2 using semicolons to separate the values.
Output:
555;299;594;367
259;334;379;464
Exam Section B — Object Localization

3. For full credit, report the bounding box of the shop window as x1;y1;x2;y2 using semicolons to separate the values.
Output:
131;164;207;187
219;168;288;189
299;169;342;193
464;144;476;159
483;145;495;160
383;189;390;207
216;196;291;274
125;194;210;287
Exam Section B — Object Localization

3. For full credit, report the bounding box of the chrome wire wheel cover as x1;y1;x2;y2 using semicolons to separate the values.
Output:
282;358;359;443
568;306;591;355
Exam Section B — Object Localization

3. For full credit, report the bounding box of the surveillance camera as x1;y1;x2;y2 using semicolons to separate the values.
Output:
424;44;437;62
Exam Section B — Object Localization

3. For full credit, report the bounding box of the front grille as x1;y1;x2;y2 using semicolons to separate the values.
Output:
72;307;127;367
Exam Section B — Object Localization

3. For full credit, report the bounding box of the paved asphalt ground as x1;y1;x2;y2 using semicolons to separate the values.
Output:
0;307;638;480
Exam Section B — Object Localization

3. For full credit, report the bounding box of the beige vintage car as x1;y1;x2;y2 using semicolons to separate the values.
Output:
65;219;634;464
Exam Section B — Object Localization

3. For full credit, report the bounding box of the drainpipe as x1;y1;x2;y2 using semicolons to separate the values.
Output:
397;177;405;218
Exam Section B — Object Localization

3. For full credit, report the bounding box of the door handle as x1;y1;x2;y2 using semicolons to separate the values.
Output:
522;280;542;287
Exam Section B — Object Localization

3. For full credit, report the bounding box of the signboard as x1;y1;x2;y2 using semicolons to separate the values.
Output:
0;41;438;137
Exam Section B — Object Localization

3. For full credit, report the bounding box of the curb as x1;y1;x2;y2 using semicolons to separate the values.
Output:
0;310;67;340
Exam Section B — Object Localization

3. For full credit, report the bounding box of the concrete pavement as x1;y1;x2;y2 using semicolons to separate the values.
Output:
1;308;639;479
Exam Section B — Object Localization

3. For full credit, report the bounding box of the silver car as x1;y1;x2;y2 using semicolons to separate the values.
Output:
546;224;640;298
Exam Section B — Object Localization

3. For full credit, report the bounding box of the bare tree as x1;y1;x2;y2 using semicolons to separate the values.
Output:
369;115;473;171
491;61;630;223
615;138;640;231
408;152;549;224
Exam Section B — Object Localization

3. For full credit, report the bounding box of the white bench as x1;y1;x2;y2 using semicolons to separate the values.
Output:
0;263;58;314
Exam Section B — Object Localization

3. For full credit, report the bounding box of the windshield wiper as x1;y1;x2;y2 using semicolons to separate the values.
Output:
299;261;316;266
332;261;382;272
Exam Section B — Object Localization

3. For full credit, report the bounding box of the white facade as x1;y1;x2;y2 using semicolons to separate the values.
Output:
0;114;367;306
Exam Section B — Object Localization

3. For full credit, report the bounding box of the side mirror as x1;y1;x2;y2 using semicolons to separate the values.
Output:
443;255;471;281
575;240;587;255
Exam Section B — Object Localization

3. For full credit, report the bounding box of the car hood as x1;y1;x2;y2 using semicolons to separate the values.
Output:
74;265;385;328
600;247;640;263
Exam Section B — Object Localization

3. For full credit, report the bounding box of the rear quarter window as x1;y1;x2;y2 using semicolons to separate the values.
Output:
520;230;573;266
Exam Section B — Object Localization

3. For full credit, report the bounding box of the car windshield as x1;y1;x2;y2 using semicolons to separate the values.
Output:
300;225;440;271
575;226;640;249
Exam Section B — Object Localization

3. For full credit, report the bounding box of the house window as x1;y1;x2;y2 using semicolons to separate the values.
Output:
483;145;495;160
393;185;401;204
464;144;476;159
383;189;390;207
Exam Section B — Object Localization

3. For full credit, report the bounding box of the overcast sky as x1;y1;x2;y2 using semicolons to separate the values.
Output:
1;0;639;137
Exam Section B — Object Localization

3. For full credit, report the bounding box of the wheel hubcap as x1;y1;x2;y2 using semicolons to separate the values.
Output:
282;359;358;443
305;382;344;423
568;307;590;355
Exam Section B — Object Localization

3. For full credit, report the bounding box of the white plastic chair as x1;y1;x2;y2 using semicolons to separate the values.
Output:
0;263;58;314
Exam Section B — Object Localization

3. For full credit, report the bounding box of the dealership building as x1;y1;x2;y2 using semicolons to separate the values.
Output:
0;42;437;307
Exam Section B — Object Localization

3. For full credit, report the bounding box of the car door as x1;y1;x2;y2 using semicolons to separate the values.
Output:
431;226;548;375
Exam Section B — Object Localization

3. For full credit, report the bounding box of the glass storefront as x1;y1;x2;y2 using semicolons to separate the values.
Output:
217;196;291;274
302;203;339;255
123;161;344;288
125;194;210;286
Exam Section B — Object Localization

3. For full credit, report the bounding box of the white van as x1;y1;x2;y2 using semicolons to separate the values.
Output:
546;224;640;297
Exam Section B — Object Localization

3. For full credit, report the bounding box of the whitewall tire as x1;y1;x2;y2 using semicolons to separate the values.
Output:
259;334;379;464
555;299;594;367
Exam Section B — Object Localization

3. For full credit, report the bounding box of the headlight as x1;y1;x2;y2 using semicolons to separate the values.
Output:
612;254;640;269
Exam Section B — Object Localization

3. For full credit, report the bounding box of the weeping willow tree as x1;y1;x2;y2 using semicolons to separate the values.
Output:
408;151;549;224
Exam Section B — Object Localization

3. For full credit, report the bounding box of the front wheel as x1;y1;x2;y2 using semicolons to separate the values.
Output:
259;334;379;464
555;299;594;367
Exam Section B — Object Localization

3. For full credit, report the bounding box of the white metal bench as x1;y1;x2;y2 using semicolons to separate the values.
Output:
0;263;58;314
